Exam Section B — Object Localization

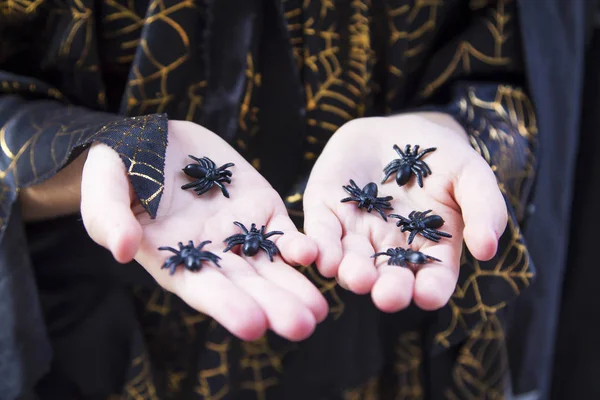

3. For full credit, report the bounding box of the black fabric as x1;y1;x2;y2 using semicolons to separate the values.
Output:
506;1;588;397
550;24;600;400
0;0;576;398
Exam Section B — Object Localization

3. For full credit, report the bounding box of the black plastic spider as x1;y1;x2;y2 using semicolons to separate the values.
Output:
158;240;221;275
382;144;436;188
223;222;284;261
341;179;393;221
181;155;234;198
372;247;441;267
389;209;452;244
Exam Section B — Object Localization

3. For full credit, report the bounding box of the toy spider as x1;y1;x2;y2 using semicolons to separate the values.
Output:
382;144;436;188
158;240;221;275
340;179;393;221
223;222;284;261
181;155;234;198
389;209;452;244
372;247;441;267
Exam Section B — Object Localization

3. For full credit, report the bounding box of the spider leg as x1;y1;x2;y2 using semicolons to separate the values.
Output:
223;236;246;253
407;230;418;245
412;145;420;155
214;181;230;198
393;144;406;157
264;230;284;239
397;258;407;267
420;231;441;242
381;165;398;184
196;240;212;250
202;252;222;267
162;257;181;275
404;144;411;155
427;228;452;238
169;262;179;275
219;176;232;184
260;242;280;262
414;169;424;188
217;163;235;171
340;196;360;203
415;160;432;175
421;210;432;217
194;181;214;196
201;157;215;169
158;246;178;253
371;252;389;259
181;178;206;190
374;206;388;221
415;147;436;160
233;221;249;234
426;255;442;263
188;155;203;163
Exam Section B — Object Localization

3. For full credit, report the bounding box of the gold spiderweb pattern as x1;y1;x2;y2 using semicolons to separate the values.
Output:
99;0;206;116
384;0;443;108
419;0;516;99
434;84;536;350
445;315;508;400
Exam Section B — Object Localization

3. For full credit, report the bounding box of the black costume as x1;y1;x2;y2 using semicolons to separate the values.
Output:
0;0;586;399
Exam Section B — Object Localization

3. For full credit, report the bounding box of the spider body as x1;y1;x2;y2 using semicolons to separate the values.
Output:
181;155;234;198
158;240;221;275
223;222;284;261
372;247;441;267
341;180;393;221
382;144;436;187
389;209;452;244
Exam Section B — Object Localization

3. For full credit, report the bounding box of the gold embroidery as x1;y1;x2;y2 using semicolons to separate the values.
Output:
421;0;512;98
121;354;159;400
445;315;508;399
394;332;423;400
195;335;232;400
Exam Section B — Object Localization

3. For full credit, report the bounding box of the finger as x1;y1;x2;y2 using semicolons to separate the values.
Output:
454;158;507;261
244;252;329;323
152;258;268;342
337;233;378;295
268;213;318;266
412;242;461;311
371;243;415;313
81;142;142;263
303;205;344;278
216;251;317;341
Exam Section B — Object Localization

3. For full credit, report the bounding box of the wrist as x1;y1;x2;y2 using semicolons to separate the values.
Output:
18;148;89;221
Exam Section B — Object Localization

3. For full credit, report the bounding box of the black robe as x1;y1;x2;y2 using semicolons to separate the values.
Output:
0;0;586;399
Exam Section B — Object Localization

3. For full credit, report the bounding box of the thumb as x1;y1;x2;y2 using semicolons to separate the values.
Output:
454;156;508;261
81;142;142;263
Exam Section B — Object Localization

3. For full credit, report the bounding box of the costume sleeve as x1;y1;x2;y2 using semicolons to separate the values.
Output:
406;0;539;354
0;71;169;241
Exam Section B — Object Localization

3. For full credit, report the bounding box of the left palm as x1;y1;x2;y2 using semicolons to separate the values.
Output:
303;113;507;312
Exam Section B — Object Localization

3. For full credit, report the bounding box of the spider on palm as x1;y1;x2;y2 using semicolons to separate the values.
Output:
372;247;441;267
181;155;234;198
223;222;283;261
382;144;436;188
340;179;393;221
389;209;452;244
158;240;221;275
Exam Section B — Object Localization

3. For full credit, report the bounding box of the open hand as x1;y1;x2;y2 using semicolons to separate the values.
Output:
81;120;328;342
303;113;507;313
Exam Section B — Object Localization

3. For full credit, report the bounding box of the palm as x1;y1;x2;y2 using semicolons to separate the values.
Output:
85;121;327;342
303;114;507;313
